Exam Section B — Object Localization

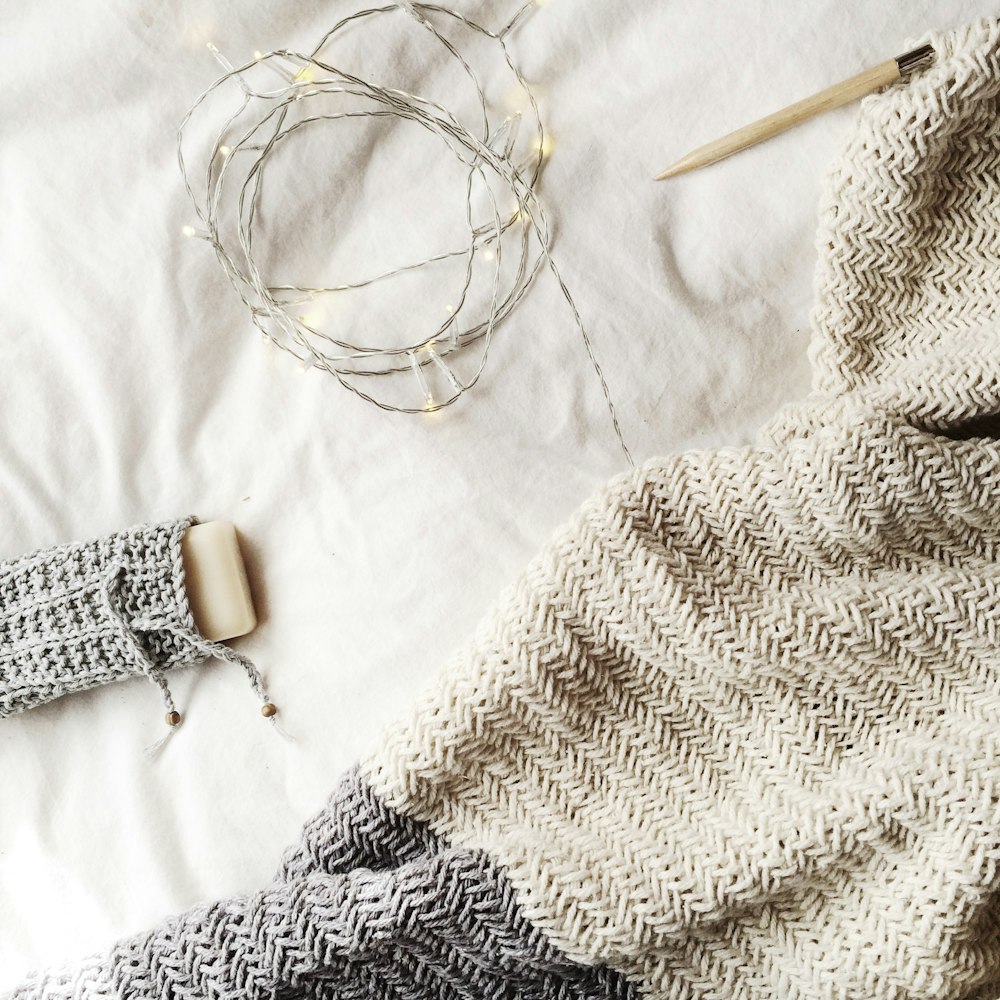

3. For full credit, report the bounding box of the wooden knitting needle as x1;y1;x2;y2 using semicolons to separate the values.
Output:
655;44;935;180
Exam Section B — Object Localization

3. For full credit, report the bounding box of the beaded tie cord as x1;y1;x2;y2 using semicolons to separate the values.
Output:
0;519;275;747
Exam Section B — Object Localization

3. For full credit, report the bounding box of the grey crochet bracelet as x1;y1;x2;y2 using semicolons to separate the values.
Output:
0;518;275;739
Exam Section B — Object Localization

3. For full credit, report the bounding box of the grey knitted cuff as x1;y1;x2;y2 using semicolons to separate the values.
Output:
0;518;204;719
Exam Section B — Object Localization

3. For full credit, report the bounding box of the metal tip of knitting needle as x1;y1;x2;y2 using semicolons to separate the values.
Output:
895;43;935;75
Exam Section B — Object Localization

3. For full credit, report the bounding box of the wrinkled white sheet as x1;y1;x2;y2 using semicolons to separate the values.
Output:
0;0;986;985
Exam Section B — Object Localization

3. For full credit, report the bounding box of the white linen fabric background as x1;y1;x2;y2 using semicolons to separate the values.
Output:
0;0;987;987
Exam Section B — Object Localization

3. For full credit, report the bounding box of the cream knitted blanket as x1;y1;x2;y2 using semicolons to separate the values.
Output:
9;17;1000;1000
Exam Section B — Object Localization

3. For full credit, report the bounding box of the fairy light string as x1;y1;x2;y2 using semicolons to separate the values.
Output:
178;1;633;465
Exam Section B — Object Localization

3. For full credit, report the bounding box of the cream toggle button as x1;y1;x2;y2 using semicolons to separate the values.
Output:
181;521;258;642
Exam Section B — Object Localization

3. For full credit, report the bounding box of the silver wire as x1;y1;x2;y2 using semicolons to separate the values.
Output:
178;1;633;465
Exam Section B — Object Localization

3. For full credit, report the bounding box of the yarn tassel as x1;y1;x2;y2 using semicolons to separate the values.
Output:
144;723;179;760
268;715;296;743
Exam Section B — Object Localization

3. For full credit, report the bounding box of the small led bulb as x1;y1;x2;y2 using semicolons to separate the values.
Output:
181;224;197;237
532;135;554;157
427;344;463;394
409;349;434;411
219;145;232;157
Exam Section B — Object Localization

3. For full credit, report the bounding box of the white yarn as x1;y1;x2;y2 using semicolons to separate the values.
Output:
366;19;1000;999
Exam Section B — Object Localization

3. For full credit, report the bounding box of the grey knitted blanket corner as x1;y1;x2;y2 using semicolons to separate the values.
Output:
8;16;1000;1000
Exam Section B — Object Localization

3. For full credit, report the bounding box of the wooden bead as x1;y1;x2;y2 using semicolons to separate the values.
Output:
166;711;183;727
261;702;277;719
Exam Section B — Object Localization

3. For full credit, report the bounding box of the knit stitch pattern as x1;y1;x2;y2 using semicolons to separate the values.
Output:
7;17;1000;1000
0;518;201;718
10;770;633;1000
365;21;1000;997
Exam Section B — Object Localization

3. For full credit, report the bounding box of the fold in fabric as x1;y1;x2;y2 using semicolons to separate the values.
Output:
8;17;1000;1000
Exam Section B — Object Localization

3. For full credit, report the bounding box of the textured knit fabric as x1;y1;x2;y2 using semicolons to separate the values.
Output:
8;17;1000;1000
0;518;201;718
12;769;632;1000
